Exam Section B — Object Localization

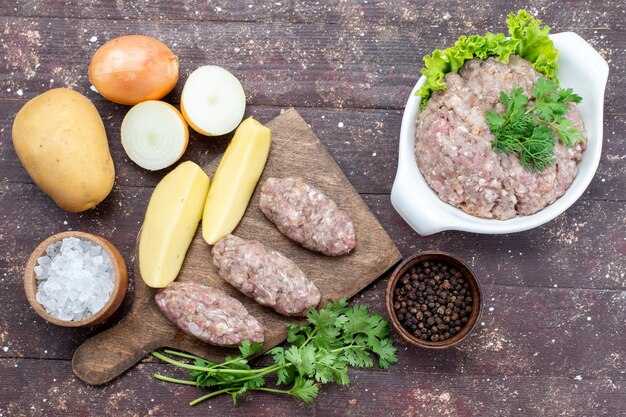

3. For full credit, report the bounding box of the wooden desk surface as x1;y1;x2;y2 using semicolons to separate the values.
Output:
0;1;624;416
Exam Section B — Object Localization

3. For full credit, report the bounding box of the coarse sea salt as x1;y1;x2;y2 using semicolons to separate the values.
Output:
35;237;114;321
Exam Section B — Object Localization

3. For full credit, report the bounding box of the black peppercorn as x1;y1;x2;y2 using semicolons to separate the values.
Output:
393;259;474;343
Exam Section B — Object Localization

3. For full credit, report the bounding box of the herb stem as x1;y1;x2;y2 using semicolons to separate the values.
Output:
154;373;198;386
255;387;292;395
162;349;205;361
331;344;365;354
160;349;259;369
152;351;264;374
301;327;318;347
213;364;291;387
189;387;236;406
154;300;399;407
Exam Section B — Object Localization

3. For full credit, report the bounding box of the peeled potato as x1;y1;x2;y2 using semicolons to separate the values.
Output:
139;161;210;288
202;117;271;245
89;35;179;105
121;101;188;171
181;65;246;136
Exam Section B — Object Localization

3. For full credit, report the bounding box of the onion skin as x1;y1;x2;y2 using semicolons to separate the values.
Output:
89;35;179;105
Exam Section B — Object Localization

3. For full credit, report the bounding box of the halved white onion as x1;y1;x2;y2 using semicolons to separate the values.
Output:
181;65;246;136
121;101;188;171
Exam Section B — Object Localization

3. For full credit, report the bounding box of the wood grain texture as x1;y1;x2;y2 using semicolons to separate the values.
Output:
0;0;624;415
1;0;619;29
71;109;401;385
0;16;623;113
2;357;626;416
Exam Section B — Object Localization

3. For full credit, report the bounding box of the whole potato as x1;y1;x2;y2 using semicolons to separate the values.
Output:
12;88;115;212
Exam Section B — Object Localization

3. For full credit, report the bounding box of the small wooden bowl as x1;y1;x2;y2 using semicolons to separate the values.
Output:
386;251;482;349
24;231;128;327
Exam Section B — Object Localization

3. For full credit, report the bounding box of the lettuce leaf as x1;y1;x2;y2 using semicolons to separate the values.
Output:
417;10;559;108
507;10;559;79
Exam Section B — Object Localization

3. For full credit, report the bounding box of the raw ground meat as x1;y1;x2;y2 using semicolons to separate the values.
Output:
155;282;265;346
212;234;321;316
259;177;356;256
415;56;587;220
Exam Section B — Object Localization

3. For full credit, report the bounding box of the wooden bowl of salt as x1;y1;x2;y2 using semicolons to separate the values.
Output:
24;231;128;327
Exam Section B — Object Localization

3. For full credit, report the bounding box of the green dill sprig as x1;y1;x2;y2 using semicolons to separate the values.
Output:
152;300;398;406
486;77;583;172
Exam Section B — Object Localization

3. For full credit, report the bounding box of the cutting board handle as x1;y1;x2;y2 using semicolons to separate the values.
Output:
72;310;166;385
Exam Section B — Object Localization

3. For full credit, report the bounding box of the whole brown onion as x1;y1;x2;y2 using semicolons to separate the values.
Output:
88;35;179;105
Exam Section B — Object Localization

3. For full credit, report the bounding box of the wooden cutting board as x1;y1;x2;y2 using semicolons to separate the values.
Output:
72;109;401;385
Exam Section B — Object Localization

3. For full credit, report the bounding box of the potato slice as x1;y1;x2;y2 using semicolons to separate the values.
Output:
139;161;210;288
121;101;188;171
181;65;246;136
202;117;271;245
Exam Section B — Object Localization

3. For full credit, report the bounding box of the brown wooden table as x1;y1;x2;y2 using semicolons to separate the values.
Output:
1;1;624;416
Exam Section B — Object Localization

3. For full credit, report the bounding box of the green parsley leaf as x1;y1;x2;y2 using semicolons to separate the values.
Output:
333;366;351;385
238;340;263;358
289;377;319;403
553;117;584;147
285;344;317;377
343;346;374;368
286;323;308;347
312;351;338;383
487;77;584;172
268;346;285;364
374;338;399;370
153;300;397;407
229;384;248;405
341;304;371;336
367;313;390;339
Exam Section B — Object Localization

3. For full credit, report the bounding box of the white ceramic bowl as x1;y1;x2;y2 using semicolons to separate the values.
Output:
391;32;609;235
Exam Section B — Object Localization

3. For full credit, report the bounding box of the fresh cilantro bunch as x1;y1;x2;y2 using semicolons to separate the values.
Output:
153;300;398;406
486;77;584;172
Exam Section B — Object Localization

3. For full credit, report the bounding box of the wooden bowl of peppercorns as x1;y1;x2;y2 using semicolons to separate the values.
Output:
386;251;482;348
